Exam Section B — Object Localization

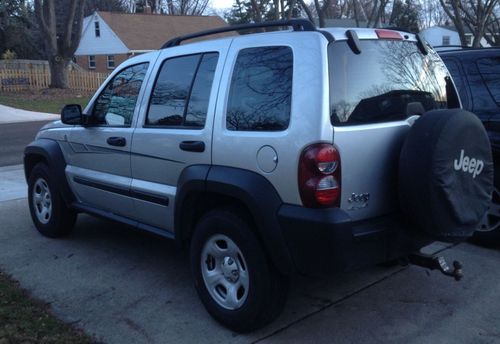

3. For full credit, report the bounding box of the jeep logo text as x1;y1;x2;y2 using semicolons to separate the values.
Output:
453;149;483;179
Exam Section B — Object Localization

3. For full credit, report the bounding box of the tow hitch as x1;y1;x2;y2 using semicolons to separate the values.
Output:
408;253;463;281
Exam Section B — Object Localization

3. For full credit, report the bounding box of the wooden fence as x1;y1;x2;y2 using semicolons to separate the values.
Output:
0;69;109;92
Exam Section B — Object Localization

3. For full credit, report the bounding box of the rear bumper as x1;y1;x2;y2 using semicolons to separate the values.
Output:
278;204;430;275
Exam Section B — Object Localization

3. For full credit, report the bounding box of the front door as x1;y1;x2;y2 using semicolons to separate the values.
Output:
65;62;151;218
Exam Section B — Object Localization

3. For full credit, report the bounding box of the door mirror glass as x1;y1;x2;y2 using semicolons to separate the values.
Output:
61;104;83;125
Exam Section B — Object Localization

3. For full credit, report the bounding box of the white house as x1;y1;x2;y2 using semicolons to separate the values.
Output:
420;25;491;49
75;11;227;72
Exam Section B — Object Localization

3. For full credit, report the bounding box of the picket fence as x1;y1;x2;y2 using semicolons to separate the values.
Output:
0;69;109;92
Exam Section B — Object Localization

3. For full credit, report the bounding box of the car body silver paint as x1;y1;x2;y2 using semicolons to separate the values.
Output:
64;52;158;218
65;165;135;216
33;27;442;230
212;31;330;205
333;120;412;221
129;39;231;233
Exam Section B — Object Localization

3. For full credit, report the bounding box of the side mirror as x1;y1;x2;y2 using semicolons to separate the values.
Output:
61;104;83;125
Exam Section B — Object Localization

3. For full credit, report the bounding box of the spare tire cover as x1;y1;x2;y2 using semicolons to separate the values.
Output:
399;109;493;240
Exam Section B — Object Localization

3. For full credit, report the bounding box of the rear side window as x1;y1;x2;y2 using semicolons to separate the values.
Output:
147;53;218;128
443;58;470;109
477;57;500;104
226;46;293;131
329;40;449;125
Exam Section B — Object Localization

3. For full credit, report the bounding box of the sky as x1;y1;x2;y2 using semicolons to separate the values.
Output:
210;0;234;10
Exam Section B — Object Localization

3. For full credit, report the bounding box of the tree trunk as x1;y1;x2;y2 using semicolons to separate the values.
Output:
49;56;70;89
297;0;314;23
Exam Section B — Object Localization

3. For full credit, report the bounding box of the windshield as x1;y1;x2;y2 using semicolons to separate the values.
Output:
329;40;450;125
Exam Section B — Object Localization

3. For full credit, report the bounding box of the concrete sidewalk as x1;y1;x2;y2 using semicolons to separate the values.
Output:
0;164;26;202
0;104;59;124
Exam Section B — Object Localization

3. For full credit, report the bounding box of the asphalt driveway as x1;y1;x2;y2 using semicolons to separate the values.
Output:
1;166;499;343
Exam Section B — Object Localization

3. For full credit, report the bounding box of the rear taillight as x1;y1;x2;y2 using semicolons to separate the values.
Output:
298;143;341;208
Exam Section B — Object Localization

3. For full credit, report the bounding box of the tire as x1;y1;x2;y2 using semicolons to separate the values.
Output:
28;162;77;238
190;208;288;332
473;187;500;245
399;109;494;241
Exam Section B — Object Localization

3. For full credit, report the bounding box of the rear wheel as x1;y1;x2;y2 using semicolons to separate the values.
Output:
28;163;76;238
473;187;500;244
190;208;288;332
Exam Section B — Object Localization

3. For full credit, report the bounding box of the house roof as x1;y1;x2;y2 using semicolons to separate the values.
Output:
437;25;473;34
95;11;228;50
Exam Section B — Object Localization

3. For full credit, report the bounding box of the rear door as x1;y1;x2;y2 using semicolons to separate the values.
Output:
130;41;229;231
328;38;451;220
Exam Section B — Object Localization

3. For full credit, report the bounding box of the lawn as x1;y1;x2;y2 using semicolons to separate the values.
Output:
0;89;91;114
0;271;93;343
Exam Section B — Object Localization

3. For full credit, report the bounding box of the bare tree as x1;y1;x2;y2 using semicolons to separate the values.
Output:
34;0;86;88
439;0;499;47
129;0;209;14
419;0;447;29
484;11;500;45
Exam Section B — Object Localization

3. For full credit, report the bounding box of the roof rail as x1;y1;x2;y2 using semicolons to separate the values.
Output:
433;45;471;49
161;19;317;49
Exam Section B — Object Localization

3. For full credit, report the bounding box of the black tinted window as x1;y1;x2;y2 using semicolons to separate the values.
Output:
443;58;470;109
92;63;149;126
147;53;218;128
186;53;218;127
477;57;500;104
329;41;449;125
226;46;293;131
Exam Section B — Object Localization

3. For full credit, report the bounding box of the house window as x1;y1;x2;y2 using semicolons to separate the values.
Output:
442;35;450;46
88;55;96;69
107;55;115;69
465;35;472;46
95;21;100;37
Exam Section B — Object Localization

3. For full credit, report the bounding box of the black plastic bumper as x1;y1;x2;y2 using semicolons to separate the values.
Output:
278;204;430;275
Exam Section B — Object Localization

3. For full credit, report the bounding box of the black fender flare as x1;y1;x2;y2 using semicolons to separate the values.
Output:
24;139;75;206
175;165;294;275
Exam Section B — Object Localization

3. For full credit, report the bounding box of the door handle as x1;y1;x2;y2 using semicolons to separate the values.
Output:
106;136;126;147
179;141;205;152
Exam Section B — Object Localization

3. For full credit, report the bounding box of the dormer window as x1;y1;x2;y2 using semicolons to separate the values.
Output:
95;21;100;37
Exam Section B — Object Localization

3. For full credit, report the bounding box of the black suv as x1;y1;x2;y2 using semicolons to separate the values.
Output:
439;47;500;238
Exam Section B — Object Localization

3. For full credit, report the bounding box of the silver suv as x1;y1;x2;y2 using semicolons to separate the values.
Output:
24;20;494;332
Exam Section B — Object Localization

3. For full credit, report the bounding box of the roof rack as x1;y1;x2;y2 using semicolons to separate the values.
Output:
161;19;317;49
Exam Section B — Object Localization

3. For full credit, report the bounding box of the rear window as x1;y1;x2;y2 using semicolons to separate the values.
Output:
329;40;450;125
477;57;500;104
226;46;293;131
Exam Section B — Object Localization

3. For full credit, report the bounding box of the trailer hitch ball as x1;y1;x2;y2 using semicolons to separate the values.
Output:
408;254;463;281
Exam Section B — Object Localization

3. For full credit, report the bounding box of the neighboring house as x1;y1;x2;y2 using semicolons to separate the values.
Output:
420;25;492;49
75;11;228;72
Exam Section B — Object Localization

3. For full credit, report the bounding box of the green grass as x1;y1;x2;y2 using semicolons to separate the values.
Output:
0;271;93;343
0;95;90;114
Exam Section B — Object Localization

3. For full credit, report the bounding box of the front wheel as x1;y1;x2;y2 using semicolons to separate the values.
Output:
190;208;288;332
28;163;76;238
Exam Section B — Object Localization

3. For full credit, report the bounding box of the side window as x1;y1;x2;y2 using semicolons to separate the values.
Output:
477;57;500;104
226;46;293;131
92;62;149;126
443;58;470;109
147;53;219;128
